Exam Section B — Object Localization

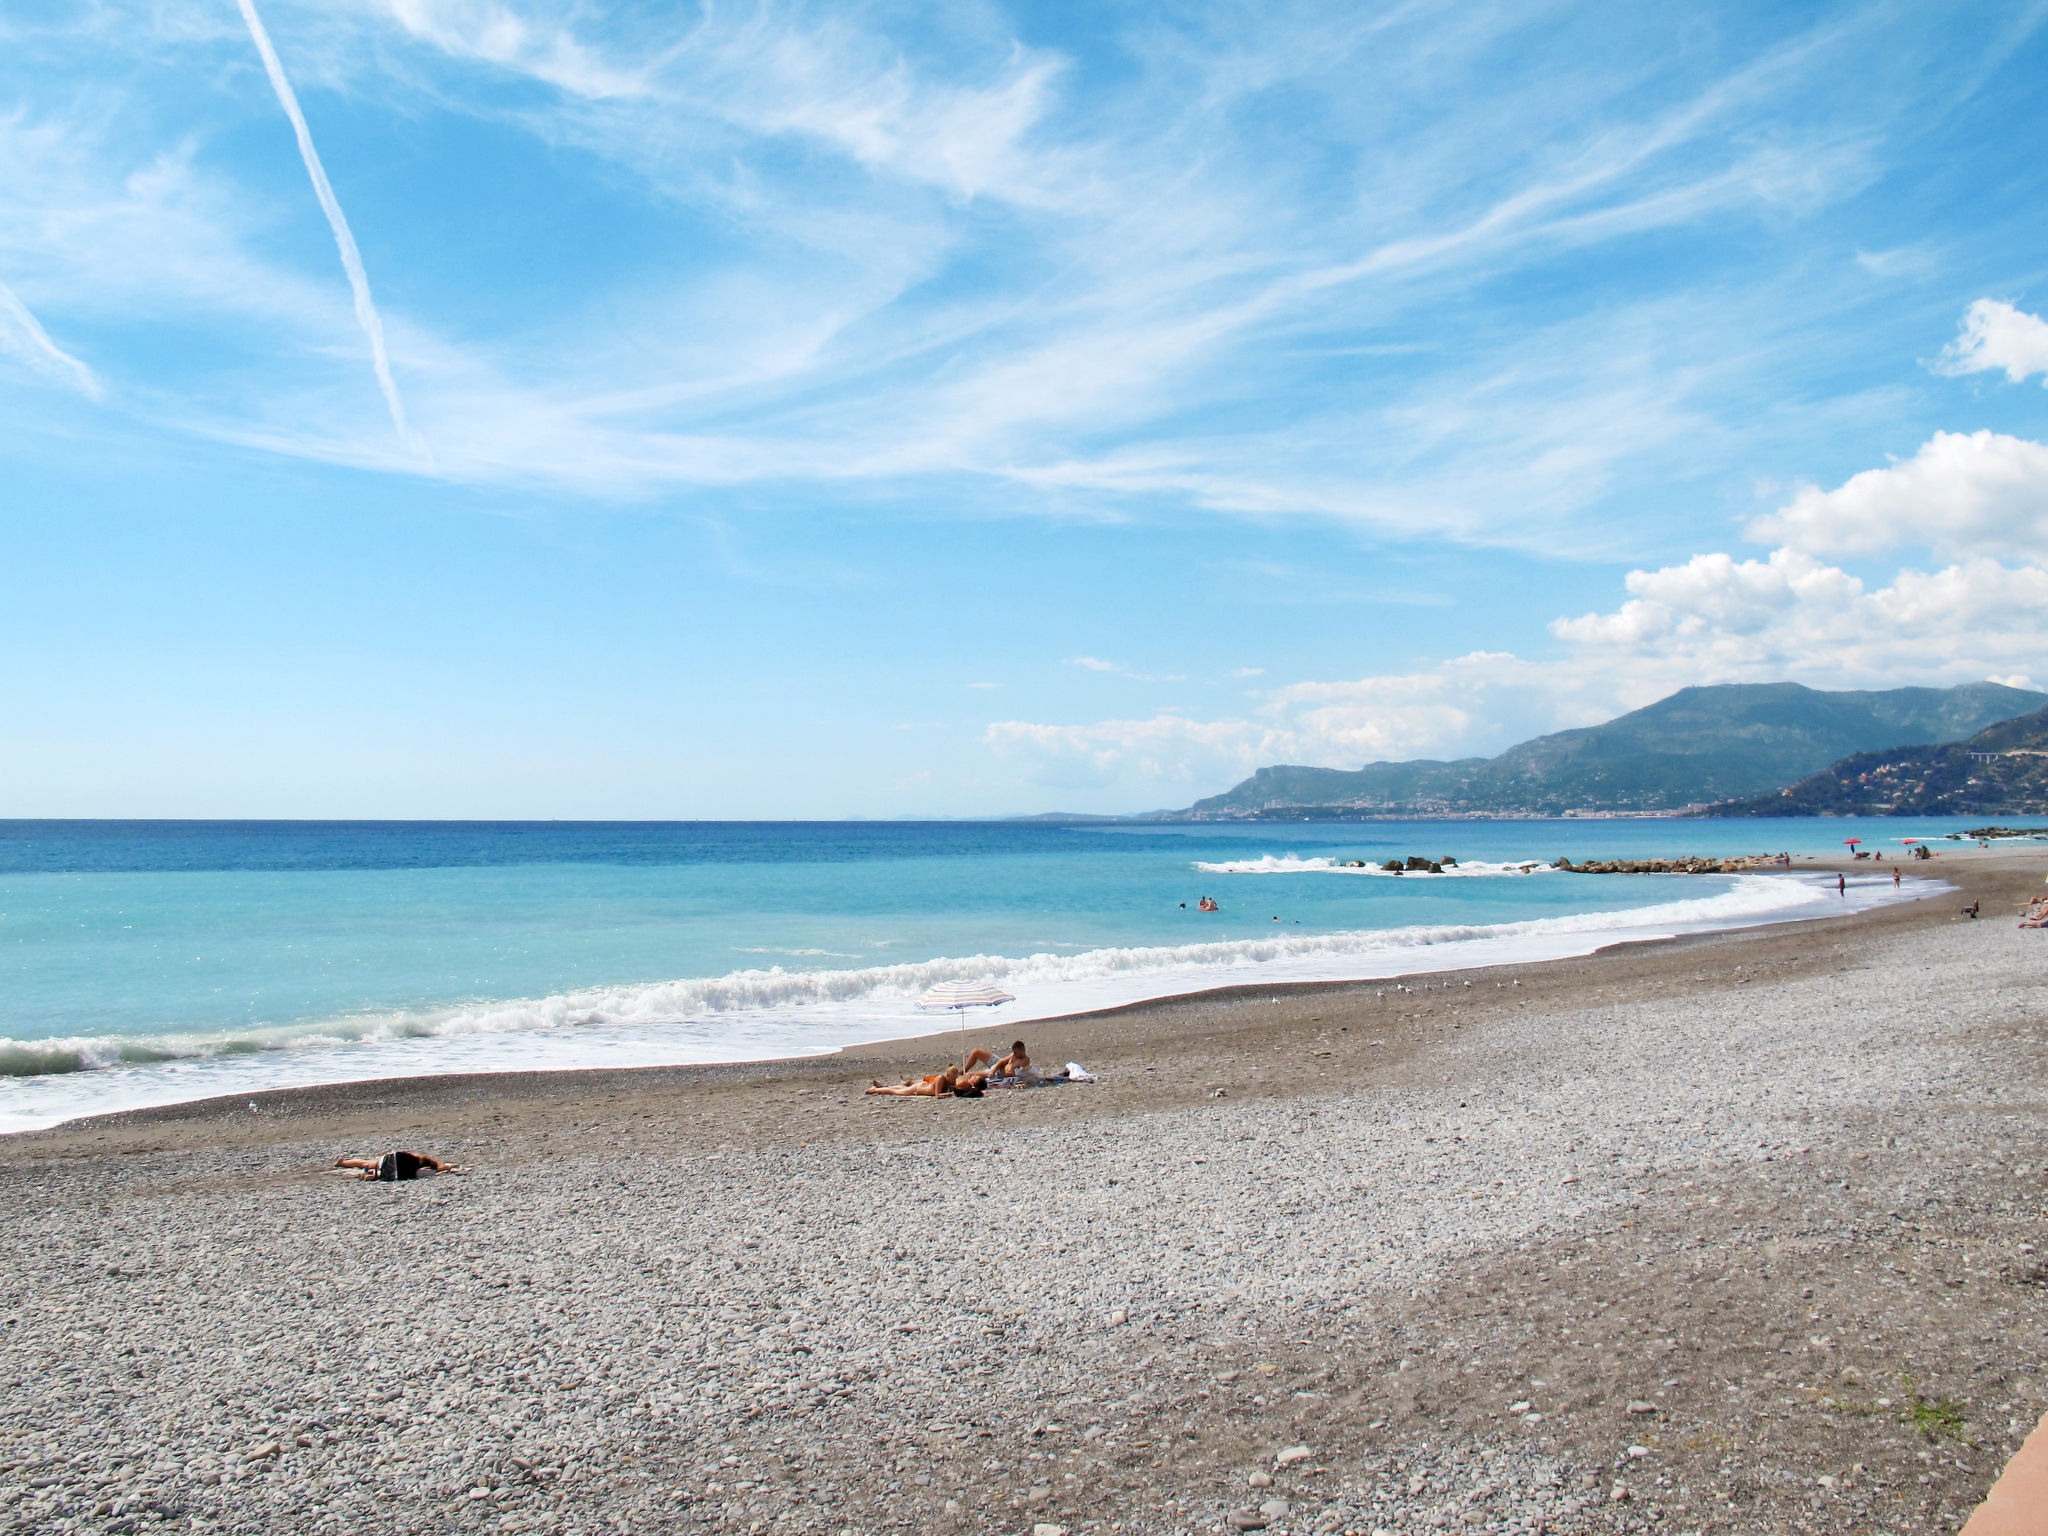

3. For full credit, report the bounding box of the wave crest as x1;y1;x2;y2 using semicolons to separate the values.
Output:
0;873;1840;1083
1194;854;1550;876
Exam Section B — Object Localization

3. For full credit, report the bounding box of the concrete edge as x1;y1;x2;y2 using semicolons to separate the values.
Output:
1961;1410;2048;1535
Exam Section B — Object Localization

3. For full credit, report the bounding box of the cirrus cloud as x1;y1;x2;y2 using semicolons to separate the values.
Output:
0;277;101;399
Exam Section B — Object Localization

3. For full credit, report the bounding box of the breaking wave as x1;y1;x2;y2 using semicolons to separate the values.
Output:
0;872;1878;1089
1194;855;1552;877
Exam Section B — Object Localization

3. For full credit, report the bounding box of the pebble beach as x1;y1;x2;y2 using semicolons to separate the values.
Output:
3;852;2045;1536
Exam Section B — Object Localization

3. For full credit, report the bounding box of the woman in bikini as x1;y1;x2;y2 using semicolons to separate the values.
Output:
866;1048;997;1097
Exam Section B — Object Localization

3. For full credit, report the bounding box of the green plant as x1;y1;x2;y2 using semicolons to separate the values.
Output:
1897;1378;1970;1443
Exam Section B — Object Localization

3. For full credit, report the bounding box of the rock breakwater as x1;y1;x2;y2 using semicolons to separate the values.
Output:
1553;854;1783;874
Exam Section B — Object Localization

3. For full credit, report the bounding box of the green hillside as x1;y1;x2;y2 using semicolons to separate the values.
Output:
1701;706;2048;817
1169;681;2048;819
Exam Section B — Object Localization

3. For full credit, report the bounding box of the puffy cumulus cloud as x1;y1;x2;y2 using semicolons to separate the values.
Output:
1259;653;1630;765
985;358;2048;807
1747;430;2048;562
1938;299;2048;384
987;548;2048;806
1553;548;2048;683
983;655;1669;800
1551;548;1863;653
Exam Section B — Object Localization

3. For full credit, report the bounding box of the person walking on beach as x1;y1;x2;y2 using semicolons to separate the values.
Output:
1893;867;1901;888
1837;873;1846;896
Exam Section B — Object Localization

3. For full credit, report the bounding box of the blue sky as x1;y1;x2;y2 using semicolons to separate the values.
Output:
5;0;2048;817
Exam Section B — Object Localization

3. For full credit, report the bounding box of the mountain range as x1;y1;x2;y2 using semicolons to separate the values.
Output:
1152;681;2048;819
1702;705;2048;817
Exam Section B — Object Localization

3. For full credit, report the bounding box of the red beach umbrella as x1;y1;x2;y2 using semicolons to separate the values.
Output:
1842;838;1862;847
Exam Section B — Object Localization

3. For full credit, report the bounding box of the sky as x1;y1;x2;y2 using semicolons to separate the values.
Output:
4;0;2048;818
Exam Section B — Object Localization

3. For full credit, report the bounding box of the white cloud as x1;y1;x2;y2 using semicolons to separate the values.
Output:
0;277;101;398
0;0;1933;526
1229;666;1265;678
380;0;649;99
1064;655;1187;682
1552;547;2048;682
1937;298;2048;384
983;714;1280;792
1853;246;1932;279
379;0;1071;205
985;651;1649;797
1747;429;2048;562
1262;652;1627;764
991;546;2048;803
237;0;417;449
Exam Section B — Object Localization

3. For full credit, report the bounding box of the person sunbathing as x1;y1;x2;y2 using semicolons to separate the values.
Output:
992;1040;1030;1077
866;1046;1002;1097
334;1151;462;1181
867;1067;956;1096
866;1063;992;1097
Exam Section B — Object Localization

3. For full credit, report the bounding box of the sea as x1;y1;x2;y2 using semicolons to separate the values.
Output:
0;816;2002;1133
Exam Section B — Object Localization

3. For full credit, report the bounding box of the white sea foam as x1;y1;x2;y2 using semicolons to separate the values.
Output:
1194;855;1551;876
0;872;1925;1133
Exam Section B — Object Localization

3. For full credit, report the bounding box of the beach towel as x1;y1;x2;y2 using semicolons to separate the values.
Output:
1064;1062;1099;1082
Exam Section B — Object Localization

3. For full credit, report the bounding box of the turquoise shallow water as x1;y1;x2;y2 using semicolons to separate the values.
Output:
0;817;1992;1129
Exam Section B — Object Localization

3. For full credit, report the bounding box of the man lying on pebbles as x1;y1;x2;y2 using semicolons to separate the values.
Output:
332;1150;465;1180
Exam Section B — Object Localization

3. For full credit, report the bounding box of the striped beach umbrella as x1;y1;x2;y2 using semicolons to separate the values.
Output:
916;980;1015;1011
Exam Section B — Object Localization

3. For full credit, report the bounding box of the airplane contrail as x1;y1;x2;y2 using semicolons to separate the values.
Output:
235;0;419;450
0;278;103;400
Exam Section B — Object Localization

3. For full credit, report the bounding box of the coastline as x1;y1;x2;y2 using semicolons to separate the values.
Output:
0;861;1931;1141
3;850;2042;1536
